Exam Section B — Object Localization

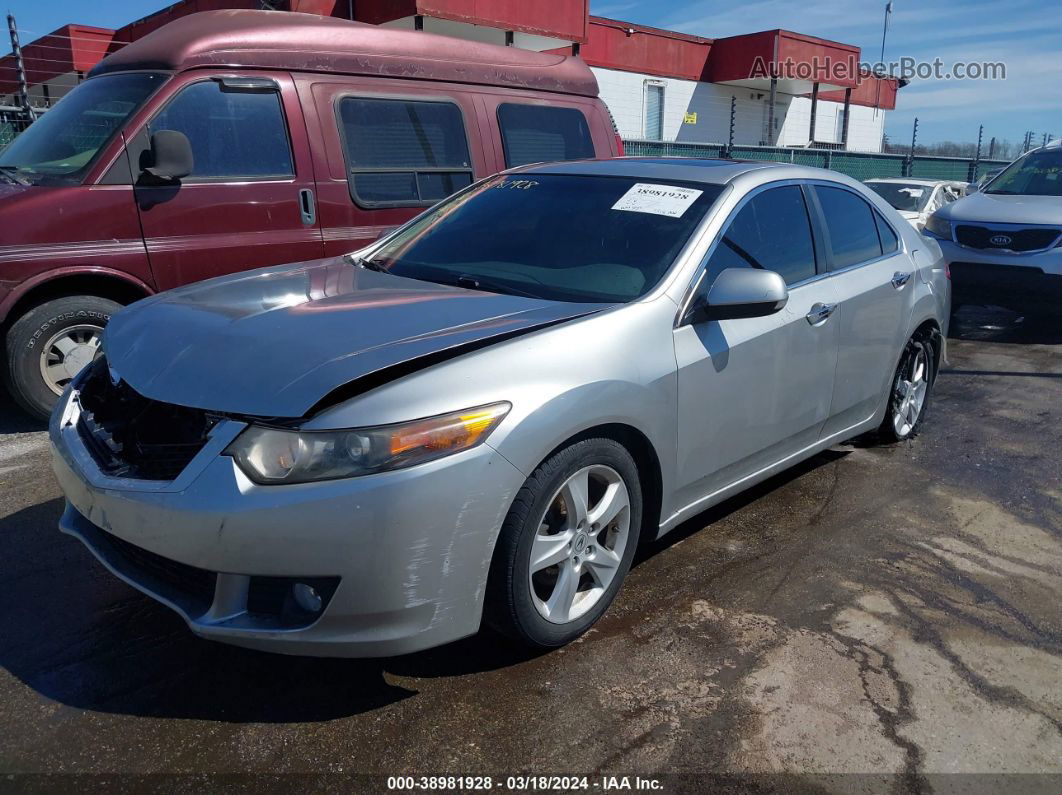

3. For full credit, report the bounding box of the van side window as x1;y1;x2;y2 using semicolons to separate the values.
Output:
337;97;473;207
148;80;294;179
497;104;594;168
874;210;900;254
702;186;817;287
814;186;883;269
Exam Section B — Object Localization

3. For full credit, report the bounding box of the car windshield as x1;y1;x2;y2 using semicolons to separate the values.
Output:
865;181;932;212
364;174;723;303
985;149;1062;196
0;72;166;184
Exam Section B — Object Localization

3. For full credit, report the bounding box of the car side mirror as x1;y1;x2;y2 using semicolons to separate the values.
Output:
965;182;980;195
142;130;193;182
687;268;789;324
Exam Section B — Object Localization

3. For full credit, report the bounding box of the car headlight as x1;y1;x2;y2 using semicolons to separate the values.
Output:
923;214;952;240
227;402;511;485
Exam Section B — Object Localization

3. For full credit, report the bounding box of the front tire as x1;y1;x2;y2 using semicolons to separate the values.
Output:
879;331;935;442
4;295;119;420
486;438;642;649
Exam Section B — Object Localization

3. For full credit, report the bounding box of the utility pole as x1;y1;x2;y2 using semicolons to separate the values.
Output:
7;14;35;120
987;136;996;159
1043;133;1049;148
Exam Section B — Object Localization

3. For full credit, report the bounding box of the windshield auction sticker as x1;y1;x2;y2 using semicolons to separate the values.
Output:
611;183;703;218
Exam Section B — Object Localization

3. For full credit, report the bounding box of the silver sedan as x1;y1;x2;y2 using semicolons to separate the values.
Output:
50;158;950;656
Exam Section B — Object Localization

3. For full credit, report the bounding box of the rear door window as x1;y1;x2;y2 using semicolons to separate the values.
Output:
814;186;883;269
703;185;818;286
497;104;595;167
337;97;473;207
148;79;294;180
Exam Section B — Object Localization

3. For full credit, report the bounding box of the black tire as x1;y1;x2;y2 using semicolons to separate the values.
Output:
4;295;120;420
878;330;936;443
485;438;642;649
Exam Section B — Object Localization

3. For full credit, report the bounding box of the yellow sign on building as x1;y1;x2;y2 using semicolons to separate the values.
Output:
684;111;698;124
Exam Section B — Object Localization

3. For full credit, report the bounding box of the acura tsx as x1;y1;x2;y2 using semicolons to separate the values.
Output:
50;158;949;656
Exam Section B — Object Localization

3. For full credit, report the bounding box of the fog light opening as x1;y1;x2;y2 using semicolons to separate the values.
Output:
292;582;323;613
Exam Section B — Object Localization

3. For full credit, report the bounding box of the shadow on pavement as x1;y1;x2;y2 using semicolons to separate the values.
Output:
0;387;45;436
949;303;1062;345
0;449;849;723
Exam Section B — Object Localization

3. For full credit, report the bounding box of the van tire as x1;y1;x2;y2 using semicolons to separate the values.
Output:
4;296;120;421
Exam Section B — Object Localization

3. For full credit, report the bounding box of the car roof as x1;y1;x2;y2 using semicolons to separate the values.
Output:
89;9;598;97
513;157;856;187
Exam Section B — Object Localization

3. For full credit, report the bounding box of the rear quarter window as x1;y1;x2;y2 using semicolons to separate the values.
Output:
497;104;595;168
336;97;474;207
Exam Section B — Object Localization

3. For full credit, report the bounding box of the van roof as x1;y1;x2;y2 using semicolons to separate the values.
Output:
89;9;599;98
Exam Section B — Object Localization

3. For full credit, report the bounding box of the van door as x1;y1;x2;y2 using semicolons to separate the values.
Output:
809;184;913;437
131;72;324;290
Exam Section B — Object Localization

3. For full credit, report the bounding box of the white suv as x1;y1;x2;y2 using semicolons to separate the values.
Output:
924;140;1062;310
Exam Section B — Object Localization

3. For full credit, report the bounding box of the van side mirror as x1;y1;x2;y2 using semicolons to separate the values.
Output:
686;268;789;324
142;130;193;182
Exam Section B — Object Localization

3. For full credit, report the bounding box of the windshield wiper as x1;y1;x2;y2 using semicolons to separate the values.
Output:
452;273;542;300
0;166;30;186
347;254;388;272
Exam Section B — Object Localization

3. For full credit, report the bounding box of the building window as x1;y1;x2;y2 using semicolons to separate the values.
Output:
336;97;473;207
497;104;595;168
644;83;665;141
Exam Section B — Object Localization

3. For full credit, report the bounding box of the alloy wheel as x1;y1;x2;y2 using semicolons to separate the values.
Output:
528;465;631;624
891;343;929;438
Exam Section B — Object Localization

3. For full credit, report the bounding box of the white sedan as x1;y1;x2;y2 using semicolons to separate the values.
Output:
863;178;965;231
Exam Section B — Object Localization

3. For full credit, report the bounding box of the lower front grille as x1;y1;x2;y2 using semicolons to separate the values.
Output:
76;359;217;481
94;527;218;615
955;225;1060;252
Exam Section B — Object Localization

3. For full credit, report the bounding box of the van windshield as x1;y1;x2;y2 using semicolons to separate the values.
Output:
363;174;723;303
0;72;166;184
985;149;1062;196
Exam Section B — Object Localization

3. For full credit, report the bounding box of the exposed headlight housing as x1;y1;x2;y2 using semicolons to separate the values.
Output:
226;402;511;485
923;214;953;240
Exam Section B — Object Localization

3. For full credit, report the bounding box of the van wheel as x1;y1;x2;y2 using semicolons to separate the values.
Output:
4;296;119;420
485;438;642;649
879;331;935;443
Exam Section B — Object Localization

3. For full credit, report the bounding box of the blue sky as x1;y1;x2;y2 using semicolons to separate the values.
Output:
9;0;1059;148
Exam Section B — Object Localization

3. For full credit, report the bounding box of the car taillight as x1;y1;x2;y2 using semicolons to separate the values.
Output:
945;262;951;280
615;134;625;157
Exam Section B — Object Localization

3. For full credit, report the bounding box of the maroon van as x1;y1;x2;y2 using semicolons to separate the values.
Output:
0;10;621;419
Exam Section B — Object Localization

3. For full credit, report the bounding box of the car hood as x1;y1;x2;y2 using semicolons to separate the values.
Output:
938;191;1062;225
103;257;609;417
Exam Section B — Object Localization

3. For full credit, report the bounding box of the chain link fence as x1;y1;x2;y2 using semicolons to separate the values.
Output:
0;114;32;148
623;139;1010;183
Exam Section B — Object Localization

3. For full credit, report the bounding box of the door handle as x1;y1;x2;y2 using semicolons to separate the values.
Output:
805;302;837;326
298;188;316;226
891;271;913;289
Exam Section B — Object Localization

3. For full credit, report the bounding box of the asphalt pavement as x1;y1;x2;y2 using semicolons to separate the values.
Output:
1;303;1060;792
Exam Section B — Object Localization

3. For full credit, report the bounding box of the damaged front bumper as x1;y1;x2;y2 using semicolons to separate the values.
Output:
49;387;526;657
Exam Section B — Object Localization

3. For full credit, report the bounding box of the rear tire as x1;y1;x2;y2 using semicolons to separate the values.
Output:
878;330;935;443
4;295;119;420
486;438;642;649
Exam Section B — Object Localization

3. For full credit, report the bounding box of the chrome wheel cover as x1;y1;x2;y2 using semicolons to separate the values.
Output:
529;465;631;624
39;324;102;396
892;344;929;438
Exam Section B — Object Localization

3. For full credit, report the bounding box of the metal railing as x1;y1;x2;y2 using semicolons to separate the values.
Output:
623;139;1011;183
